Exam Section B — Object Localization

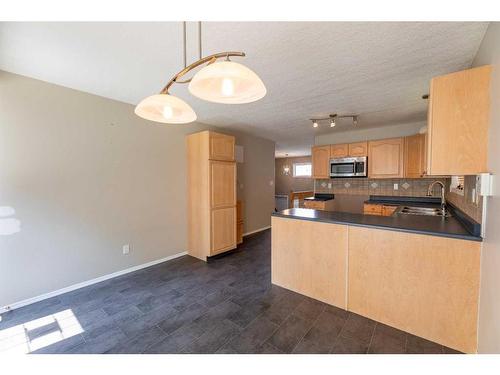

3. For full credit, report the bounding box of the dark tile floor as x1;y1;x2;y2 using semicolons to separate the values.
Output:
0;229;461;354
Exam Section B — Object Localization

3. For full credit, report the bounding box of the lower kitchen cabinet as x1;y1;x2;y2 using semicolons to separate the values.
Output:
347;226;480;353
236;200;244;244
271;217;347;308
211;207;237;255
363;203;397;216
303;199;335;211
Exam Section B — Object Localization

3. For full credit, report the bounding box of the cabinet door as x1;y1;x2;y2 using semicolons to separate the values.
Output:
404;134;426;178
211;207;236;255
348;226;480;353
330;144;349;158
427;66;491;175
209;132;235;161
368;138;404;178
210;161;236;208
304;200;325;210
348;141;368;157
363;203;382;215
381;205;397;216
312;145;331;179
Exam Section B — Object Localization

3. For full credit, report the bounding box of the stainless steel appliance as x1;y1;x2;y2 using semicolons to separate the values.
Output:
329;156;367;177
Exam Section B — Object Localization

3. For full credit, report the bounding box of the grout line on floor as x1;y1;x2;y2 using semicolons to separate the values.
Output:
289;302;326;354
366;322;377;354
327;312;349;354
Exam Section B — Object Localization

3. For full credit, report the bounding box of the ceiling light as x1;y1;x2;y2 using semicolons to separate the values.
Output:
330;118;336;127
135;21;266;124
134;94;197;124
189;60;266;104
283;154;291;175
312;121;319;128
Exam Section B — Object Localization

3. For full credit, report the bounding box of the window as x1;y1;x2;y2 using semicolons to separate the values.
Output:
293;162;312;177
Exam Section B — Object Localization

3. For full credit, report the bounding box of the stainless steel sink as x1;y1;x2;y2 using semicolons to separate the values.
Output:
398;206;450;217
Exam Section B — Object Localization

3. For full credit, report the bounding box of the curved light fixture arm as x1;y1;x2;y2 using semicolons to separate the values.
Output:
160;51;246;94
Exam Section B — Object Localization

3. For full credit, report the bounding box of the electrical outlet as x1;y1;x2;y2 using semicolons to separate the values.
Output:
123;244;130;255
394;183;399;190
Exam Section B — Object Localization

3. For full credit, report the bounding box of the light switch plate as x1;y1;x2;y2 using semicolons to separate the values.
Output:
479;173;493;196
394;183;398;190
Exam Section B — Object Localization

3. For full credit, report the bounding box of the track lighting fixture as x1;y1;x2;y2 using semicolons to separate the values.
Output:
311;113;358;128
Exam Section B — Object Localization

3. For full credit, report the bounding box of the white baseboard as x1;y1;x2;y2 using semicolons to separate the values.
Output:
243;225;271;237
1;251;188;314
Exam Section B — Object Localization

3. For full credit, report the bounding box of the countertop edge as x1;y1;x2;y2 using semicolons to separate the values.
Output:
271;212;483;242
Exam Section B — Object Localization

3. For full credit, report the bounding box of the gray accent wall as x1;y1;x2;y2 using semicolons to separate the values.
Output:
0;70;275;307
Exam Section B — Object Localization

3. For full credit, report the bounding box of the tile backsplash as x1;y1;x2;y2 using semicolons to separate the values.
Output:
315;176;483;224
445;175;483;224
314;177;449;197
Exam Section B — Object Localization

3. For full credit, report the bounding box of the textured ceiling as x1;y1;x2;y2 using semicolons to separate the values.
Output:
0;22;488;156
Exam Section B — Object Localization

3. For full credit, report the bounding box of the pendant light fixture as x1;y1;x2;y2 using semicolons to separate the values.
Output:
282;154;291;176
188;58;266;104
135;22;266;124
134;94;197;124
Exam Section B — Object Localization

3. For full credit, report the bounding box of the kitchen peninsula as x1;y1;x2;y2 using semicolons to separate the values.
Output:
272;65;491;354
271;207;481;353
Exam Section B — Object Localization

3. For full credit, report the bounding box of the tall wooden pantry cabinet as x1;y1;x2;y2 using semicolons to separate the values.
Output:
187;130;237;261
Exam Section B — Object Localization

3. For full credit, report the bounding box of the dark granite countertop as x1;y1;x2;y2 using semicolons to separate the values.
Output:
272;207;482;242
364;195;442;206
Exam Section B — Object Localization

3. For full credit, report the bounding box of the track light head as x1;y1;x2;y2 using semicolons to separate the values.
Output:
312;121;319;128
330;119;336;128
353;116;358;126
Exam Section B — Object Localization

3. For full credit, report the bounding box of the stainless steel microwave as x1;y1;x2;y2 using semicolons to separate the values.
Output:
329;156;367;177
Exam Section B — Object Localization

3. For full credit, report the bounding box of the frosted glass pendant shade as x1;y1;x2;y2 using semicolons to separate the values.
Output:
134;94;197;124
189;61;266;104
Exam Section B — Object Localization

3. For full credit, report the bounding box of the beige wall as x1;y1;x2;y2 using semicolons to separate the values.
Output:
315;121;425;146
0;71;274;307
233;130;275;234
473;22;500;354
275;156;314;195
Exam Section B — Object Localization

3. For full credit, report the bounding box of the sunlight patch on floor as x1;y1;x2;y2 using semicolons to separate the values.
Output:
0;309;83;353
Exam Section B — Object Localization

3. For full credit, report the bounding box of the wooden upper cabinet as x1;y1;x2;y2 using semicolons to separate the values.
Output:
427;65;491;175
404;134;426;178
312;145;331;178
209;132;235;161
368;137;404;178
330;144;349;158
210;161;236;209
348;141;368;157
